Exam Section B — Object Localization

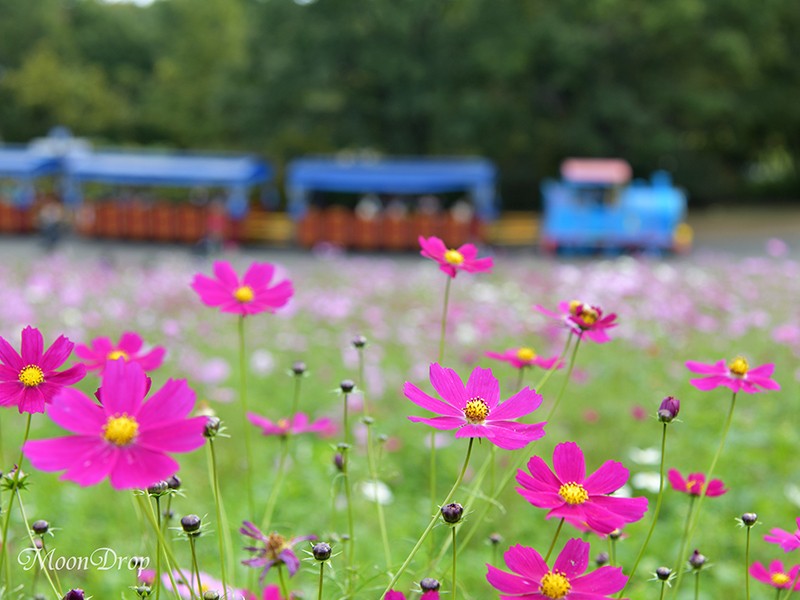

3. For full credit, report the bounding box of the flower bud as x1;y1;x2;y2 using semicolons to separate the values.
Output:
180;514;202;535
133;586;152;598
689;549;707;570
333;453;345;472
595;551;610;567
741;512;758;527
440;502;464;524
352;335;367;349
362;416;375;426
656;567;672;581
62;591;85;600
203;592;220;600
313;542;332;561
203;416;221;438
488;533;502;546
340;379;355;393
420;578;440;592
32;520;49;535
291;361;307;376
657;396;680;423
608;528;622;540
147;481;169;496
167;475;181;490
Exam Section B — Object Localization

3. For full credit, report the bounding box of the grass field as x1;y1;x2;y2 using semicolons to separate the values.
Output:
0;242;798;599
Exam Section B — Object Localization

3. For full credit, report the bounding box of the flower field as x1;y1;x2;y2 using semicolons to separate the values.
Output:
0;240;798;599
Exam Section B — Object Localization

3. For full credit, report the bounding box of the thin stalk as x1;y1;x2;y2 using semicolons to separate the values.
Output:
381;438;474;598
189;537;203;599
745;526;751;600
659;581;668;600
207;440;230;598
238;315;256;518
437;276;452;364
277;564;290;600
261;437;290;532
155;496;163;600
534;333;574;394
0;413;33;585
694;570;700;600
342;445;355;596
609;537;617;567
672;392;737;596
291;373;303;416
515;367;526;392
16;492;61;599
430;276;453;524
452;527;458;600
780;569;800;599
318;562;325;600
357;345;369;417
365;422;392;570
672;495;696;586
617;423;669;596
137;493;190;600
544;519;565;563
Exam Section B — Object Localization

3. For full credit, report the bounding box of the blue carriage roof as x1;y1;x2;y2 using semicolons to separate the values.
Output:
285;156;499;219
65;151;271;187
0;148;61;178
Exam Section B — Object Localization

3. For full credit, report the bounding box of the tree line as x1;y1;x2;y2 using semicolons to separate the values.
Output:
1;0;798;208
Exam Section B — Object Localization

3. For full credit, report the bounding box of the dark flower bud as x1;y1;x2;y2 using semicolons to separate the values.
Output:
689;549;707;570
202;592;220;600
203;416;221;438
440;502;464;524
608;528;622;540
34;538;44;550
742;512;758;527
377;434;388;444
352;335;367;349
656;567;672;581
167;475;181;490
657;396;680;423
595;552;610;567
180;514;202;535
34;595;46;600
291;361;307;375
333;453;345;472
32;520;49;535
62;591;85;600
133;586;152;598
313;542;332;561
362;416;374;426
420;578;440;592
488;533;502;545
130;557;145;568
147;481;169;496
340;379;355;393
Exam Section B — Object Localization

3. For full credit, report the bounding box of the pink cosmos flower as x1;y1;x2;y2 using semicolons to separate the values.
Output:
486;538;628;599
516;441;648;534
240;521;316;583
23;359;207;489
247;412;336;438
750;561;800;591
418;236;493;278
485;347;564;371
75;331;166;374
385;591;439;600
765;518;800;552
534;300;618;343
685;356;780;394
145;570;254;600
0;326;86;414
667;469;727;497
191;261;293;316
404;363;546;450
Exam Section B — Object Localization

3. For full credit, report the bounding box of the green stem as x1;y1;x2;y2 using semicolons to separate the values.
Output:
291;373;303;417
261;437;290;532
342;445;355;595
660;581;667;600
189;537;203;599
515;367;526;392
238;315;256;518
381;438;474;597
672;495;696;584
544;519;565;563
155;496;163;600
438;276;452;364
357;346;369;417
430;276;452;542
207;440;230;599
38;537;63;595
745;527;751;600
0;413;32;586
318;562;325;600
534;333;574;394
608;537;616;567
16;492;61;599
365;422;392;570
694;571;700;600
277;564;290;600
137;493;191;600
343;391;350;448
617;423;669;596
780;569;800;599
452;527;458;600
672;392;737;597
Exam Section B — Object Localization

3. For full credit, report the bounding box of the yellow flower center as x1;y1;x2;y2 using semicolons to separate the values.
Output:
444;249;465;265
540;570;572;599
234;285;255;303
103;414;139;446
580;306;598;325
266;533;288;560
463;397;490;424
516;347;537;362
277;419;290;431
772;572;791;586
558;482;589;505
728;356;749;377
568;300;583;315
18;365;44;387
108;350;129;361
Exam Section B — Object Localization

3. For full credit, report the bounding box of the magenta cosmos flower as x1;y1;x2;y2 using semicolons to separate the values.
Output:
240;521;316;583
765;517;800;552
404;363;546;450
247;412;336;438
685;356;780;394
23;359;206;489
516;441;648;534
418;236;493;278
0;326;86;414
534;300;618;344
487;538;628;599
385;591;439;600
750;561;800;591
485;347;564;371
667;469;727;497
75;331;166;374
145;570;255;600
191;261;293;316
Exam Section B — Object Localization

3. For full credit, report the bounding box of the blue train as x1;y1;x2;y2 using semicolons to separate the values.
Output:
540;158;691;253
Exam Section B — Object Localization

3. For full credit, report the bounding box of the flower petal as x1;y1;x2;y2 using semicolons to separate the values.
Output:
47;388;105;435
552;442;586;483
428;363;468;409
20;326;44;364
109;445;179;489
583;460;629;495
465;366;500;408
403;382;463;417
